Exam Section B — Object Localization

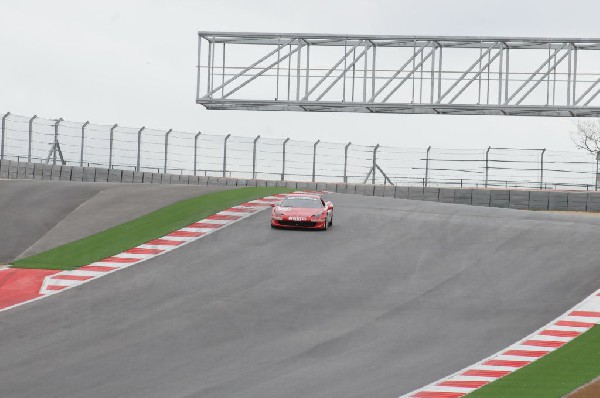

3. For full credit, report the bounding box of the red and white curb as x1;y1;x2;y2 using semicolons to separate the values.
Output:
401;289;600;398
0;193;317;313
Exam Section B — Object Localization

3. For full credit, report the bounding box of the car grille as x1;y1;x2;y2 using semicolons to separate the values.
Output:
279;220;317;227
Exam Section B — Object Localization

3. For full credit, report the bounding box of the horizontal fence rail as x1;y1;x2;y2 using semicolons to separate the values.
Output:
0;111;599;190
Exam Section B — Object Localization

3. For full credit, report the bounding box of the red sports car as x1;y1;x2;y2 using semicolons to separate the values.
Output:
271;193;334;230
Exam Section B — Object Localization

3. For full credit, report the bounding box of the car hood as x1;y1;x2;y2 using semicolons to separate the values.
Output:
276;207;322;217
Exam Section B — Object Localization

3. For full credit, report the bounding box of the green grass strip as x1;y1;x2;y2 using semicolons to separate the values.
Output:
12;187;291;270
467;325;600;398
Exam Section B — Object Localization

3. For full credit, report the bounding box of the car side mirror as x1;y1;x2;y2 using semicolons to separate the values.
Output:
327;203;333;210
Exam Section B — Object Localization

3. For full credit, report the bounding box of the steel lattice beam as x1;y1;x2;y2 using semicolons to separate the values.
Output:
196;32;600;117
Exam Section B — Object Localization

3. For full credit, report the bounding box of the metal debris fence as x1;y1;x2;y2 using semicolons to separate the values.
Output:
1;111;599;190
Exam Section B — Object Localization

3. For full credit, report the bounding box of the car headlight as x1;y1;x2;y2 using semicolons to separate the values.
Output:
313;211;323;219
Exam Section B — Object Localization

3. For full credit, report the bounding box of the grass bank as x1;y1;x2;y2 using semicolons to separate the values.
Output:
13;187;290;270
467;325;600;398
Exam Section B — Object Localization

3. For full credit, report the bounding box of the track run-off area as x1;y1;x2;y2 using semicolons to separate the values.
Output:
1;181;600;398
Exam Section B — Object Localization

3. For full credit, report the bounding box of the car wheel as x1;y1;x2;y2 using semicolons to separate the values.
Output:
322;218;328;231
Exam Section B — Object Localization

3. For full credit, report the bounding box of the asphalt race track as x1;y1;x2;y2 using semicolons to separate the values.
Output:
1;192;600;398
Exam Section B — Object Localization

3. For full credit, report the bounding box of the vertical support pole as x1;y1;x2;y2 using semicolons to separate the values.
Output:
281;138;290;181
437;45;443;101
430;43;436;103
80;121;89;167
312;139;320;182
425;146;432;187
411;40;417;103
296;41;302;101
206;39;213;96
344;142;351;183
342;40;347;102
196;34;202;101
351;48;356;102
540;148;546;190
276;38;281;100
287;44;292;101
305;43;310;98
567;44;572;106
504;47;510;103
477;42;483;104
363;41;368;102
372;144;380;185
222;133;231;178
546;44;551;106
573;46;578;105
28;115;37;163
108;123;118;169
371;42;377;99
419;43;424;103
221;43;226;98
498;45;504;104
1;112;10;160
194;131;202;176
485;146;491;188
136;126;145;172
163;128;172;173
53;118;63;166
210;40;216;95
253;135;260;179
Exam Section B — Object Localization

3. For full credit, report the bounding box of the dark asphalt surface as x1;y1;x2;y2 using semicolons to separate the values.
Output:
0;180;228;263
1;193;600;398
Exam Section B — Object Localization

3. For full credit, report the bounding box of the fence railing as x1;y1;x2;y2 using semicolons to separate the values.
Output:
1;111;599;190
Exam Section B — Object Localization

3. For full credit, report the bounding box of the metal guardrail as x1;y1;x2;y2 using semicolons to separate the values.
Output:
1;111;599;190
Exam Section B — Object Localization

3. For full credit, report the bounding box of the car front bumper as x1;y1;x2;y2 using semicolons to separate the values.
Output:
271;218;326;229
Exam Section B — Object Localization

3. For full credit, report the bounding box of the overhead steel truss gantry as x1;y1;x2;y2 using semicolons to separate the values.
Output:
196;32;600;117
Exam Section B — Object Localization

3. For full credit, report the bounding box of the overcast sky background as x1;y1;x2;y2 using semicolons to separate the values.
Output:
1;0;599;151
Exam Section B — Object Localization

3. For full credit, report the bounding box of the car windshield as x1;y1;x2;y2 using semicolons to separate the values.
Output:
279;197;323;209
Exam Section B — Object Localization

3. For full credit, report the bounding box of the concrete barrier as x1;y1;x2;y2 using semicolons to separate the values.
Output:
0;160;9;178
472;189;491;207
509;190;530;210
423;188;440;202
568;192;588;211
548;192;569;211
490;190;510;208
394;186;409;199
4;159;600;212
454;189;472;205
529;191;549;211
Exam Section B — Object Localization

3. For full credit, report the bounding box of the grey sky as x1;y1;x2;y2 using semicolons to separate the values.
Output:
1;0;598;150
